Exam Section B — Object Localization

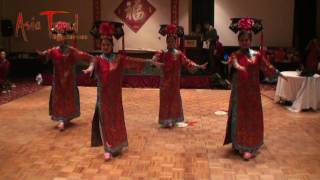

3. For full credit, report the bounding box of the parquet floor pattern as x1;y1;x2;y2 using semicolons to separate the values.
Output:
0;87;319;180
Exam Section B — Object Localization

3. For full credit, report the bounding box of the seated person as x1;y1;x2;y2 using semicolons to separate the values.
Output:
274;48;286;62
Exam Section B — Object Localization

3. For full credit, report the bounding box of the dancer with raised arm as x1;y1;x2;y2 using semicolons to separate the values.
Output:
224;18;286;160
37;21;93;131
84;21;155;160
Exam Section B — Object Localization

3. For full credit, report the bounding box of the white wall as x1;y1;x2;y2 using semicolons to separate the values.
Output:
214;0;295;47
179;0;191;35
101;0;190;51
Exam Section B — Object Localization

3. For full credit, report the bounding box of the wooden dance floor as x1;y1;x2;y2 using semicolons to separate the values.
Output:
0;87;319;180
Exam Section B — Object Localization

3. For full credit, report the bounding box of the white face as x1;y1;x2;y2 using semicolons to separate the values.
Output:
101;39;113;54
238;35;252;49
204;23;210;30
0;51;6;59
166;36;177;49
54;33;66;43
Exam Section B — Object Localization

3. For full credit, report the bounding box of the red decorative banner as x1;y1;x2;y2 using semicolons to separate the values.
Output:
115;0;156;33
171;0;179;24
93;0;101;49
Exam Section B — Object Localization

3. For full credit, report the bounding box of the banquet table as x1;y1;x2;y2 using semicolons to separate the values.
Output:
274;71;320;112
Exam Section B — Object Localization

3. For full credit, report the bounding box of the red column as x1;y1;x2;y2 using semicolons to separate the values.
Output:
171;0;179;24
171;0;184;50
93;0;101;49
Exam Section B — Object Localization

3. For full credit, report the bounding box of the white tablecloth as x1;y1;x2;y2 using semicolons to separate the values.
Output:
274;71;320;112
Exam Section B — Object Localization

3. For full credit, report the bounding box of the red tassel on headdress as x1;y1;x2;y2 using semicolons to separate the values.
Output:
259;31;266;57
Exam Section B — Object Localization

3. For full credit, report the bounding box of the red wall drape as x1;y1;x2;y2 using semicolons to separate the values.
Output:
171;0;179;24
93;0;101;49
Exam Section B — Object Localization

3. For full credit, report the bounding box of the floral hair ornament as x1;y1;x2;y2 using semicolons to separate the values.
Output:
229;17;263;34
51;21;75;35
159;24;184;38
99;22;114;39
90;21;124;40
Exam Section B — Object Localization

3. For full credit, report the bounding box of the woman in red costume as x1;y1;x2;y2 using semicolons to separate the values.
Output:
224;18;285;160
152;24;207;128
37;21;93;131
83;21;154;160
